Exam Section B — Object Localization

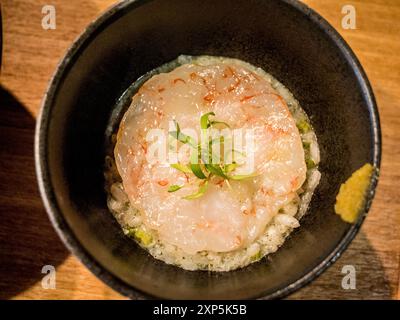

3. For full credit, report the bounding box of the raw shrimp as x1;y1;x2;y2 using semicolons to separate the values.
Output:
114;57;307;254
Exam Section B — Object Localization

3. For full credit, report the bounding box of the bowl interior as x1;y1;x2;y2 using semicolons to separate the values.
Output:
38;0;380;299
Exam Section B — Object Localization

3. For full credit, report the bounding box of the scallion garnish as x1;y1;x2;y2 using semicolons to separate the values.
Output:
168;112;257;199
170;163;191;173
183;180;209;200
168;185;183;193
230;173;259;181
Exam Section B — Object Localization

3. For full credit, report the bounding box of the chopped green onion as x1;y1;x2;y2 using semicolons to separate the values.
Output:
230;173;259;180
200;112;230;129
306;158;316;169
183;181;209;200
205;164;228;179
224;163;238;173
170;163;191;173
250;251;262;262
190;164;207;179
297;120;311;134
210;120;230;128
190;149;207;179
169;120;196;147
129;228;152;246
174;119;181;133
169;131;196;147
302;141;311;150
168;185;183;192
200;112;216;129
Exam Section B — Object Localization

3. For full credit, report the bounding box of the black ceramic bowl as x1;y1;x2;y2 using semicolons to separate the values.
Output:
35;0;381;299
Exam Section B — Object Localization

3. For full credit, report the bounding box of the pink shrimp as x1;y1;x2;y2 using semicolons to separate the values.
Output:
114;57;306;254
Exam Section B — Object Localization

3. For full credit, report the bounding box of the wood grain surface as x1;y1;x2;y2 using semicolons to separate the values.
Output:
0;0;399;300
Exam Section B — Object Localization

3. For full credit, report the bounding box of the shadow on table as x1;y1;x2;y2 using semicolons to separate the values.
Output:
287;231;395;299
0;87;69;299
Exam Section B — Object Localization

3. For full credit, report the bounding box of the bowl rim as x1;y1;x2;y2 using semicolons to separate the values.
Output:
35;0;382;300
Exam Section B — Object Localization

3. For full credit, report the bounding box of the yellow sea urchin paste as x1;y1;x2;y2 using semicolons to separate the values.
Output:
335;163;374;223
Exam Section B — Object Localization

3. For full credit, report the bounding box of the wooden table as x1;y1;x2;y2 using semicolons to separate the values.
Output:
0;0;399;300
